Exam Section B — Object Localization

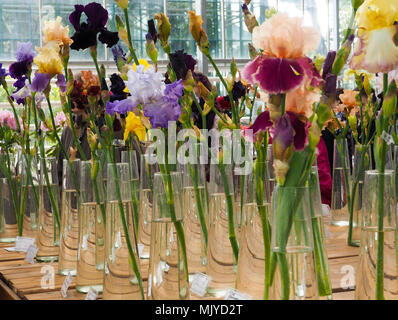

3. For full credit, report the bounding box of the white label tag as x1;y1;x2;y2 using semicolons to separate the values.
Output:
5;247;17;252
137;243;144;258
382;131;394;145
82;234;88;250
85;287;98;300
15;236;35;252
25;244;38;264
60;273;73;298
224;289;252;300
147;274;152;297
190;272;212;297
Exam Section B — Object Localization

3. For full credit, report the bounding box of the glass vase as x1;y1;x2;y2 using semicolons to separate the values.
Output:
58;159;80;276
350;145;371;246
331;139;351;226
0;153;18;242
182;162;209;280
36;157;60;262
206;163;237;298
235;161;272;300
76;160;105;293
19;156;40;239
355;170;398;300
148;172;189;300
103;162;144;300
138;154;159;262
309;166;332;299
270;185;318;300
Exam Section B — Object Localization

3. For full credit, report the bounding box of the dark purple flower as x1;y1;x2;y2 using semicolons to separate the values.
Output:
109;73;127;102
15;42;36;64
0;63;7;80
169;50;197;80
31;73;51;92
148;19;158;44
56;74;67;93
143;80;184;129
322;51;336;79
232;81;247;101
9;61;29;80
13;76;27;91
98;29;119;48
69;2;119;51
324;74;337;99
106;99;135;115
242;55;304;94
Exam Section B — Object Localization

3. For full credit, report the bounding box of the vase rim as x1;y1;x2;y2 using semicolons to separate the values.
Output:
365;169;394;175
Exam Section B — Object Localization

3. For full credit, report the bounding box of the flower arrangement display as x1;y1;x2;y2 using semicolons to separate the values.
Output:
0;0;397;301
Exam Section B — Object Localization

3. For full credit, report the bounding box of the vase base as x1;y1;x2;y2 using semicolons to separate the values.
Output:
36;255;58;263
76;284;103;294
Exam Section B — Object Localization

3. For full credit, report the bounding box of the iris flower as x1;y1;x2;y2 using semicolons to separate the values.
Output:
124;111;146;141
69;2;119;50
349;0;398;73
242;13;323;94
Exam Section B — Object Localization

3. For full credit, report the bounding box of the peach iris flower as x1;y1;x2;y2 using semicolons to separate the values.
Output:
42;17;73;47
242;13;323;95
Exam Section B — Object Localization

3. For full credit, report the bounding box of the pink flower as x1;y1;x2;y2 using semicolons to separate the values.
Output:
0;110;20;131
54;111;67;128
242;13;323;95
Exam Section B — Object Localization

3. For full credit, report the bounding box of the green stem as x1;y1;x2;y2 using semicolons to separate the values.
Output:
123;8;140;66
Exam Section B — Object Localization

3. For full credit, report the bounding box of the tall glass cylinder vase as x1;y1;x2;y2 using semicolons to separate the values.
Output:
350;145;371;245
148;171;189;300
236;161;271;300
19;156;39;239
76;160;105;293
270;186;318;300
103;163;143;300
0;153;18;242
36;157;60;262
138;154;159;261
182;162;209;280
206;164;237;298
309;167;332;299
355;170;398;300
331;139;351;226
58;159;80;276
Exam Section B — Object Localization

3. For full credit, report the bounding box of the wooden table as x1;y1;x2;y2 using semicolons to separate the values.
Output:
0;224;358;300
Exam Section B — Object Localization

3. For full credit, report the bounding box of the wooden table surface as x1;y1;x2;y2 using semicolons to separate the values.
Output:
0;222;359;300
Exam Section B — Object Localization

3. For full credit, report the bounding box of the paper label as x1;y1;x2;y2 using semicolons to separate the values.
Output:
25;244;38;264
15;236;35;252
382;131;394;145
82;234;88;250
147;274;152;297
190;272;212;297
4;247;17;252
60;273;73;298
137;244;144;258
85;287;98;300
224;289;252;300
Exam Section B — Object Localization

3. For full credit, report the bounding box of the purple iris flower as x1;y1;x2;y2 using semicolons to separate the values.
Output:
31;73;51;92
112;45;127;72
15;42;36;65
69;2;119;51
106;99;136;115
0;63;7;79
56;74;67;93
143;80;184;129
169;50;197;80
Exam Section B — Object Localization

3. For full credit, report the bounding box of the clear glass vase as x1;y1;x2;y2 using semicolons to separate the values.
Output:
103;162;143;300
270;185;318;300
19;156;40;239
36;157;60;262
355;170;398;300
206;163;237;298
58;159;80;276
76;160;105;293
350;145;371;246
148;172;189;300
309;166;332;299
182;162;209;279
331;139;351;226
235;161;272;300
0;153;18;242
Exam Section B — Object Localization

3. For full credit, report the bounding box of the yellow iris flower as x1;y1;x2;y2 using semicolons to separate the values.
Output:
124;111;146;141
350;0;398;73
34;42;63;77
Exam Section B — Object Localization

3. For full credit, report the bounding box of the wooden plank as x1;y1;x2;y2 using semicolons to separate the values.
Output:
0;248;26;262
24;289;90;301
0;278;20;300
329;256;358;293
326;239;359;259
333;291;355;300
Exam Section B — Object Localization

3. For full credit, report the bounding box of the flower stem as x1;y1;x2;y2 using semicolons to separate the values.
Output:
123;8;140;66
